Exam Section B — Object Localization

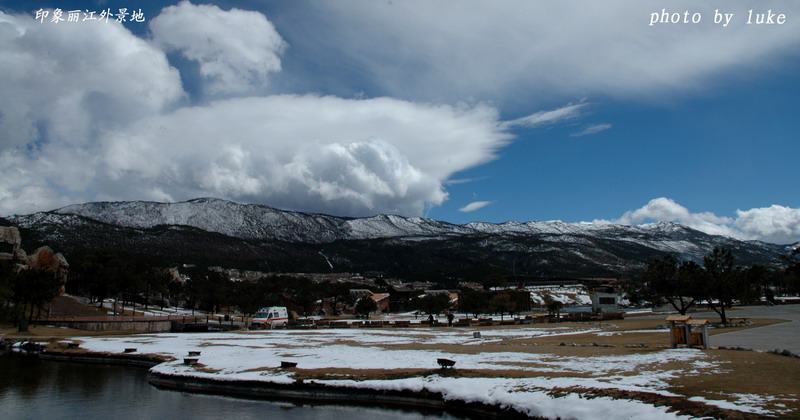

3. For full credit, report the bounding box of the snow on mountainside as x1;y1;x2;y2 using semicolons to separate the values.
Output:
50;198;473;242
7;198;792;276
33;198;785;250
46;198;675;242
53;198;347;243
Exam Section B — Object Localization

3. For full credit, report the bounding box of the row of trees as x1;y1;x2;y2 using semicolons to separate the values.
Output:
184;270;365;316
69;250;373;317
10;245;798;325
0;262;64;329
350;291;532;320
454;290;530;319
69;250;178;314
626;246;800;323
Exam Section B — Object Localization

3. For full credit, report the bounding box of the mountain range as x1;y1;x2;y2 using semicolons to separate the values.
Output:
5;198;796;280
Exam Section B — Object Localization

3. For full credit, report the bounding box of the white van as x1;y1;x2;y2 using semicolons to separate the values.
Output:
251;306;289;329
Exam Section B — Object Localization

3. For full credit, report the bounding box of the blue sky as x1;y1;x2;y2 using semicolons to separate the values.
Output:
1;0;799;243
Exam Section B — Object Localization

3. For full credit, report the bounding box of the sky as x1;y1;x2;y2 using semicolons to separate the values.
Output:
0;0;799;244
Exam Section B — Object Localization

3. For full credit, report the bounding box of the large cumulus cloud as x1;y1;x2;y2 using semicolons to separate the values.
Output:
0;9;184;212
1;0;797;241
100;95;506;216
0;3;511;217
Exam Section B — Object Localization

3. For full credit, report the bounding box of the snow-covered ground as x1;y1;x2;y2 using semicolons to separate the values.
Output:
67;326;789;419
526;285;594;306
99;299;216;317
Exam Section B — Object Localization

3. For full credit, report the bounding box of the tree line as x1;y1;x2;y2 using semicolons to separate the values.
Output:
6;246;798;325
452;290;531;319
66;249;373;317
0;261;64;330
625;246;800;323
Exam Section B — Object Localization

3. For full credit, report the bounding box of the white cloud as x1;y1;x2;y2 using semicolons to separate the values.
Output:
150;0;286;96
598;197;800;244
459;201;493;213
0;10;184;215
4;1;793;234
0;11;183;149
306;0;800;103
614;197;737;238
571;123;612;137
97;94;507;217
0;7;514;218
734;205;800;245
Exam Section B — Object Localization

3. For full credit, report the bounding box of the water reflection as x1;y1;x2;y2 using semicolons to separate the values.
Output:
1;352;464;420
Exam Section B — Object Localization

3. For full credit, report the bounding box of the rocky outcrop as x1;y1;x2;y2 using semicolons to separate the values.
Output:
26;246;70;294
1;226;69;295
0;226;23;260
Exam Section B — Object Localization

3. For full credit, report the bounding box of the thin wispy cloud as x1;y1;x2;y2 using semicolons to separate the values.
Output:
501;104;585;130
571;123;612;137
445;176;489;185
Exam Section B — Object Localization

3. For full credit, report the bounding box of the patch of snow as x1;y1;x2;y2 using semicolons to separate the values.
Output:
66;328;743;419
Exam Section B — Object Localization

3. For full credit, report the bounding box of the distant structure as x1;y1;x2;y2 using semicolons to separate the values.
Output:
0;226;69;295
591;291;619;313
0;226;23;260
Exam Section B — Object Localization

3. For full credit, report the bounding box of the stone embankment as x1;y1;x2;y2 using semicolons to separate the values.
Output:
147;371;535;419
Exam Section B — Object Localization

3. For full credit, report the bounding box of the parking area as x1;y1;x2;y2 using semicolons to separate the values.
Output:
641;305;800;354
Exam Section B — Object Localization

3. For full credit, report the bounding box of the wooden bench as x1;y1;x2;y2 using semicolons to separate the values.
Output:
727;317;749;324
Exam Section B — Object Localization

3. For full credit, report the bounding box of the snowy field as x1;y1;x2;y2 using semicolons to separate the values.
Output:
67;326;794;419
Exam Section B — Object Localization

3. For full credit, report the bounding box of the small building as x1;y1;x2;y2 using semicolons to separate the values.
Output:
591;292;619;313
406;281;434;290
388;285;415;312
370;293;391;313
349;289;374;298
0;226;22;260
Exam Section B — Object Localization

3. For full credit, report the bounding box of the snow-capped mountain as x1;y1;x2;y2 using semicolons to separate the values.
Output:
38;197;479;241
7;198;794;277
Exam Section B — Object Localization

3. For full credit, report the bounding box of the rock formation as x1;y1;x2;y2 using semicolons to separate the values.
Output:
1;226;69;295
0;226;24;261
